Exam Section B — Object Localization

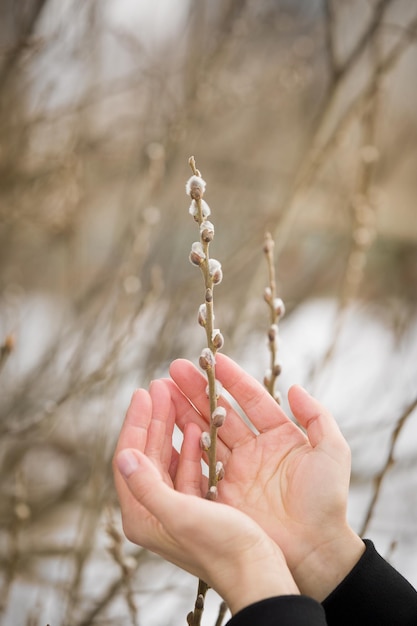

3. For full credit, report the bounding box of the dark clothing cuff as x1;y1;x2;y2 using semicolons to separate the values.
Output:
227;595;327;626
323;539;417;625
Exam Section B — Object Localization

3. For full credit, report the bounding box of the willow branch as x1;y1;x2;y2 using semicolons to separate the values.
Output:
186;157;226;625
262;233;285;403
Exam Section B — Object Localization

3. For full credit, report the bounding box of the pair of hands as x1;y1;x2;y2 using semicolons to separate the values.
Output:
113;354;364;614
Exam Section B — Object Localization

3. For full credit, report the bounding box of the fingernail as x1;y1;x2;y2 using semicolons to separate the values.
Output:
117;450;139;478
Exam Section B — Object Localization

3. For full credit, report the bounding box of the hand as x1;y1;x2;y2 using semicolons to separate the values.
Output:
166;354;365;601
113;381;299;615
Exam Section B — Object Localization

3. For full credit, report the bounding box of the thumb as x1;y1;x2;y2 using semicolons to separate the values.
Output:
288;385;350;459
116;449;177;521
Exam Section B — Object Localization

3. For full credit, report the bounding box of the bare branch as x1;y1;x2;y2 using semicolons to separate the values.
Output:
335;0;393;82
323;0;338;79
0;0;49;91
359;394;417;537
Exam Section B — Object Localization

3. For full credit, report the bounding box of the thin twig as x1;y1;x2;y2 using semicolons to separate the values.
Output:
215;600;228;626
77;549;146;626
0;0;49;91
359;394;417;537
0;334;14;372
323;0;338;79
335;0;392;81
106;510;139;626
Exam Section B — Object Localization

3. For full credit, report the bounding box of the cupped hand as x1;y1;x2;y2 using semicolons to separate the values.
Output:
166;354;364;600
113;382;299;615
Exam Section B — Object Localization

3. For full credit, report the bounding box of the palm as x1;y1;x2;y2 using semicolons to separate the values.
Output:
219;426;343;565
220;425;308;521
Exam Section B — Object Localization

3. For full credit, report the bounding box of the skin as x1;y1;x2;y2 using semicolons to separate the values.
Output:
113;382;299;615
165;353;365;601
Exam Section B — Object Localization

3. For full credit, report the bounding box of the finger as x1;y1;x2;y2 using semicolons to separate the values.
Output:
170;354;290;434
113;391;152;521
168;447;180;482
116;449;228;579
175;422;206;496
113;389;152;461
161;378;224;451
146;380;176;471
115;448;179;548
288;385;350;459
117;449;227;536
163;375;207;431
116;449;211;535
214;353;291;431
168;361;254;449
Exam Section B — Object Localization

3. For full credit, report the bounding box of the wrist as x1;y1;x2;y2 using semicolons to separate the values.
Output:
292;525;365;602
222;544;300;615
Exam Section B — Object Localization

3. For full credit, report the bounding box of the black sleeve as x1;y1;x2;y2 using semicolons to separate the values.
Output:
226;595;327;626
323;539;417;625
